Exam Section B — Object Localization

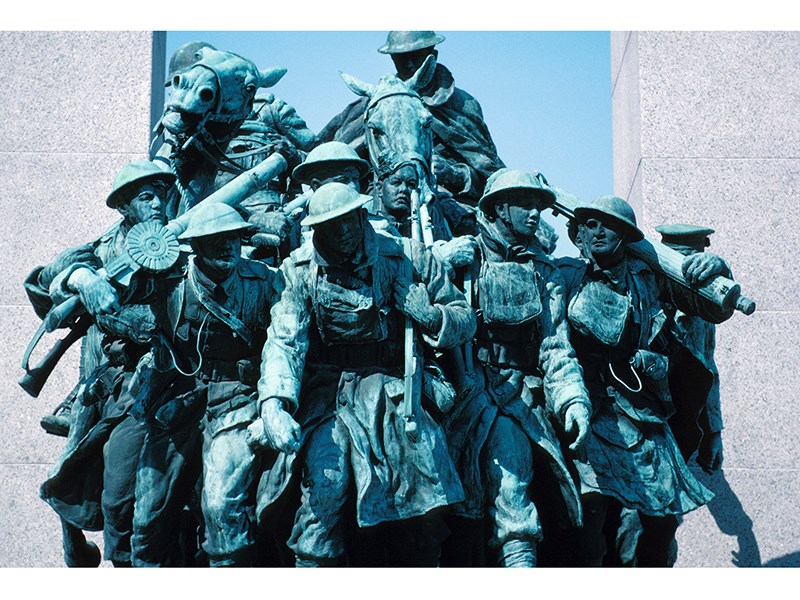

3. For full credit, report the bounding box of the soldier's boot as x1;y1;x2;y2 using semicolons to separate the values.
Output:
499;539;537;568
61;520;101;568
40;398;74;437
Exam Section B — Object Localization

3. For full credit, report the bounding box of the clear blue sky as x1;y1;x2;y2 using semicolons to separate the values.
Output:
165;31;612;256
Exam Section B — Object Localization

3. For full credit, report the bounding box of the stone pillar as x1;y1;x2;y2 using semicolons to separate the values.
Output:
0;31;165;567
612;31;800;567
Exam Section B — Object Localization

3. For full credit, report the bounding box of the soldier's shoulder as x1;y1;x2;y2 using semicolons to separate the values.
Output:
554;256;587;284
628;256;652;275
237;257;276;280
287;239;315;266
375;229;406;257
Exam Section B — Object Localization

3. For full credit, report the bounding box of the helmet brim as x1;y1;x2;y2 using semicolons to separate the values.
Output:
106;172;176;209
574;207;644;242
478;186;556;217
300;193;372;227
292;157;371;185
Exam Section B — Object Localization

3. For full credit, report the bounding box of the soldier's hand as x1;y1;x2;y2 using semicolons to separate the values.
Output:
433;236;478;269
246;397;301;454
271;139;302;171
393;278;442;331
249;210;291;244
564;402;591;451
697;431;724;474
67;268;121;316
432;155;467;190
41;244;99;285
682;253;729;287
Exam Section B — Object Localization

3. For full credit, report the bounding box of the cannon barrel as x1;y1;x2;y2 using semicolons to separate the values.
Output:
550;186;755;316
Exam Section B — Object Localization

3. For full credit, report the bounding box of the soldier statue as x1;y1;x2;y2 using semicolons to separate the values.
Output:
557;195;735;567
247;182;476;566
439;169;591;567
129;203;277;567
29;161;175;567
319;31;505;206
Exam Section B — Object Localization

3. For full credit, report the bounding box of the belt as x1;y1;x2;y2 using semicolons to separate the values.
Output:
314;341;403;369
198;357;259;385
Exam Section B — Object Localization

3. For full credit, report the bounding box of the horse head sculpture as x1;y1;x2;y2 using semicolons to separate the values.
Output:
160;46;286;144
154;45;287;213
339;55;438;205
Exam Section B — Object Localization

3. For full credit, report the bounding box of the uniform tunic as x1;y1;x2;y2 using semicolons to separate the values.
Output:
443;221;589;550
130;256;275;567
558;255;731;516
256;224;475;562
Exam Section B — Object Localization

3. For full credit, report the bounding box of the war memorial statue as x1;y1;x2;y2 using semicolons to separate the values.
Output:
18;31;756;568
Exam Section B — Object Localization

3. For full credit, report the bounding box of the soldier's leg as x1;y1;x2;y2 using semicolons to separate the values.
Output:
130;423;202;567
482;415;540;567
635;513;680;567
572;493;612;566
439;515;486;567
287;418;351;567
201;425;259;567
60;519;100;568
102;414;146;567
384;511;451;567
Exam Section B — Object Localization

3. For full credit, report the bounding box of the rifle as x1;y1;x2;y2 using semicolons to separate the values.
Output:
401;189;426;442
19;152;288;397
549;186;756;316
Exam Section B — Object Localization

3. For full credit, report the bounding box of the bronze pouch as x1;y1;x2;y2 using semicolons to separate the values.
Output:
479;261;542;325
568;279;631;346
313;265;388;344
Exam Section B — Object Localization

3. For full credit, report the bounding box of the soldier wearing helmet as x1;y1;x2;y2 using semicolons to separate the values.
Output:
556;195;736;567
128;202;278;567
319;31;505;207
247;182;475;567
439;169;590;567
27;160;175;567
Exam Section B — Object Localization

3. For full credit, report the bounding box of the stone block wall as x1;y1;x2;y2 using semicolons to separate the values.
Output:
0;31;165;567
611;31;800;567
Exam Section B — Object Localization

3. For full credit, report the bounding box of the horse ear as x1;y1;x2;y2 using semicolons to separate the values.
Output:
339;71;375;97
258;67;287;89
406;54;437;91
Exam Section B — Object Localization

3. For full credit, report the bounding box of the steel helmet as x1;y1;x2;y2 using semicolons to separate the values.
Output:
378;31;445;54
105;160;176;209
292;142;371;184
300;182;372;227
574;195;644;242
178;203;256;241
478;169;555;218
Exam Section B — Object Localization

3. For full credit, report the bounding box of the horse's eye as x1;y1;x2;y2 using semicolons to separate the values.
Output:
244;84;256;94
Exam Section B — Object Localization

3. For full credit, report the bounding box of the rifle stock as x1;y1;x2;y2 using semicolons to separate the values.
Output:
19;316;90;398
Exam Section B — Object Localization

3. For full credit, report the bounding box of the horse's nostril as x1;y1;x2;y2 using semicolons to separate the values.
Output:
199;88;215;103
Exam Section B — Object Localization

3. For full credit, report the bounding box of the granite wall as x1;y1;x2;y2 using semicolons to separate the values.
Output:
611;31;800;567
0;31;165;567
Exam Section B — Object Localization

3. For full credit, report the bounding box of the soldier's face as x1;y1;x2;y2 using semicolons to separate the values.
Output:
380;165;419;217
498;192;543;241
121;182;167;225
581;217;624;258
193;232;241;280
314;210;364;257
310;165;361;191
391;48;436;81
